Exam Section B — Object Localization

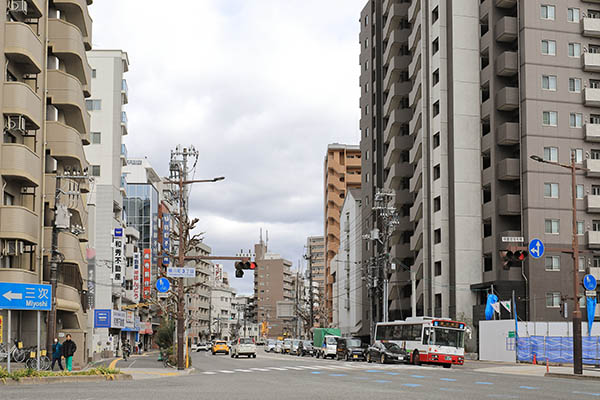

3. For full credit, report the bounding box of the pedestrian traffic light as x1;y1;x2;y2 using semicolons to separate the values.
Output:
500;250;528;270
234;261;258;278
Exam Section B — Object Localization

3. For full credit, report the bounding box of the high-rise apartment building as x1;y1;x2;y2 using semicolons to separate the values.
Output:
253;239;295;337
324;144;361;324
0;1;92;367
360;0;600;335
305;235;325;324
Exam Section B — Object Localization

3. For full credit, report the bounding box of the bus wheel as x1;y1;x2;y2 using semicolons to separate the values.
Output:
412;351;421;366
443;364;451;369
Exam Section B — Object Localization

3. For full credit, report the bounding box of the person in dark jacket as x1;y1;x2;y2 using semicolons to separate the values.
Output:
51;338;64;371
62;334;77;371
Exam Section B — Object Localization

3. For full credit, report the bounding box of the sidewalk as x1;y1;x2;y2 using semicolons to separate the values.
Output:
473;363;600;380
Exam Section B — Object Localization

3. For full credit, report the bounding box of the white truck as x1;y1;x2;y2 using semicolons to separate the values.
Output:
231;338;257;358
318;335;339;359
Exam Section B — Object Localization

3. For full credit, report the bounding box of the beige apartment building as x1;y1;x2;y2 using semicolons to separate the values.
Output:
253;239;295;338
305;235;324;316
324;144;361;324
0;0;92;366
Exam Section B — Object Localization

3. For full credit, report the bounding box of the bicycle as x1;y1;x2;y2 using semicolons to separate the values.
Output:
0;340;27;363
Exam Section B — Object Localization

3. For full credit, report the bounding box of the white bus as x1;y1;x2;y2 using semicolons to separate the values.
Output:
374;317;468;368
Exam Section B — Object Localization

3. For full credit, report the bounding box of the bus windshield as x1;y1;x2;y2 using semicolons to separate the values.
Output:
433;328;464;348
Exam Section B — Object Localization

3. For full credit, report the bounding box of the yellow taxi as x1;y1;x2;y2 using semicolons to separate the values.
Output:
211;340;229;355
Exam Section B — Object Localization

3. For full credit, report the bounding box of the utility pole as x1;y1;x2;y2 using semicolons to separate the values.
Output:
303;247;314;335
530;153;584;375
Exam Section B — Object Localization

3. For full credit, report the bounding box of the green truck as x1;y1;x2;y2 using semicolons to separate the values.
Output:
312;328;341;359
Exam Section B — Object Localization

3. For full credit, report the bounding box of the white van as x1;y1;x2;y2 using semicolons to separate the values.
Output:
231;338;257;358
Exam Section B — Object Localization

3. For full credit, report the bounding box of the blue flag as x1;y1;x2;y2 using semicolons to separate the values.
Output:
587;296;597;336
485;294;499;321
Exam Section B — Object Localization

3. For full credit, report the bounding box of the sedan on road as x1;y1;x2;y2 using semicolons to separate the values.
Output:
193;342;209;352
366;341;409;364
264;339;277;352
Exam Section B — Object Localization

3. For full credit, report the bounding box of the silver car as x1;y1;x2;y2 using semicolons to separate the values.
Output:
265;339;276;352
290;339;301;355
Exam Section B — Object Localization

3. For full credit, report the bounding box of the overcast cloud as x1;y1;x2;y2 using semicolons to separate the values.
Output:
91;1;365;294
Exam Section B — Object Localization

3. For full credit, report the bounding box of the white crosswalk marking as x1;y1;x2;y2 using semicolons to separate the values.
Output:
283;366;304;370
250;367;270;371
234;369;252;372
299;366;319;370
267;367;288;371
203;372;217;375
218;370;235;374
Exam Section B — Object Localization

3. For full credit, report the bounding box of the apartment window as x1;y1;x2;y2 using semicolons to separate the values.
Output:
434;261;442;276
591;79;600;89
433;164;441;180
432;69;440;86
432;6;439;22
85;99;102;111
542;111;558;126
90;132;101;144
544;183;559;198
569;113;583;128
365;173;369;183
594;220;600;232
546;292;561;308
541;5;555;20
364;60;368;71
365;38;369;49
593;185;600;196
577;221;585;235
574;148;584;164
365;105;369;115
577;184;585;199
434;196;441;212
4;192;14;206
365;83;369;93
568;8;580;23
592;149;600;160
365;127;369;138
432;38;439;55
541;40;556;55
569;78;582;93
545;256;560;271
595;256;600;268
435;294;442;311
91;165;101;177
579;257;586;272
365;15;368;26
568;43;582;57
91;69;97;78
433;100;440;116
542;75;557;91
433;132;440;148
545;219;559;234
434;229;441;244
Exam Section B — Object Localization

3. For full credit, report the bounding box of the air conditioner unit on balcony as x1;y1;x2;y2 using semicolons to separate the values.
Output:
8;0;27;14
5;115;26;133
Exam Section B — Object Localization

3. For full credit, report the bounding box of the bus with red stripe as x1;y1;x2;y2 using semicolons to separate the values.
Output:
374;317;469;368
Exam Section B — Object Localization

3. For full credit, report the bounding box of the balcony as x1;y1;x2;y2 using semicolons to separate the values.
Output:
383;30;405;66
57;283;82;312
121;111;128;135
498;194;521;216
54;0;93;50
584;88;600;107
496;87;519;111
0;269;38;285
47;69;90;134
410;130;422;165
495;17;518;43
410;191;423;223
497;158;520;180
5;22;43;74
408;20;421;53
44;228;87;273
384;55;406;91
585;123;600;142
495;0;516;7
409;73;422;109
0;206;39;243
410;219;423;252
585;159;600;177
586;195;600;213
587;231;600;249
385;163;412;190
583;17;600;38
582;53;600;72
0;144;42;187
121;143;128;166
496;51;518;76
409;161;422;193
48;18;92;96
497;122;519;145
122;79;129;104
46;121;88;171
408;48;421;80
383;5;404;40
3;82;43;129
383;83;402;116
408;0;420;23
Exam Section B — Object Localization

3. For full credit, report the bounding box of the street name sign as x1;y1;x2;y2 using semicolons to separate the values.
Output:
0;282;52;311
528;239;544;259
166;267;195;278
501;236;524;243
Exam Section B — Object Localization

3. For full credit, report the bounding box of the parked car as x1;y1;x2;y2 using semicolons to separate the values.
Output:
193;342;209;352
290;339;301;355
336;337;366;361
366;341;410;364
274;340;284;353
231;337;257;358
283;338;292;354
265;339;277;352
298;340;314;357
211;340;229;355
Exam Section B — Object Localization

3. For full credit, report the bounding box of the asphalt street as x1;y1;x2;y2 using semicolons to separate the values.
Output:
3;349;600;399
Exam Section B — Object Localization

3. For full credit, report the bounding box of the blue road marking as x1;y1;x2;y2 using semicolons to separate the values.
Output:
573;392;600;397
403;383;422;388
374;380;392;383
519;386;538;390
311;371;321;374
440;378;456;382
385;372;400;376
410;375;425;378
476;382;494;385
365;369;383;373
329;374;347;377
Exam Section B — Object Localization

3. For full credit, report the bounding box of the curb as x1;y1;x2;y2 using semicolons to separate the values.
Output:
545;372;600;381
0;373;133;386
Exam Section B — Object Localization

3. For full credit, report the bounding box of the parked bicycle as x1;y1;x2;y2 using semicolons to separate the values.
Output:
0;340;27;363
24;349;51;370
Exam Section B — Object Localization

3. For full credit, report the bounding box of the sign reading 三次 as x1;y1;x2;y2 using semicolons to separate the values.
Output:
0;282;52;311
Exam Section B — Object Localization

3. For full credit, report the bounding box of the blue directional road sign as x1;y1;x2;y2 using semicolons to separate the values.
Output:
528;238;545;259
583;274;597;291
156;277;170;293
0;282;52;311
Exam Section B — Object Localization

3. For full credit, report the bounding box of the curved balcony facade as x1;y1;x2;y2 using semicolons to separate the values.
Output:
54;0;93;50
5;22;43;74
0;269;39;285
47;69;90;134
44;228;87;277
3;82;43;129
1;144;42;187
0;206;39;243
46;121;88;171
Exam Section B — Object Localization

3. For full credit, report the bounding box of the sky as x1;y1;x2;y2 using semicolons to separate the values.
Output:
90;0;365;294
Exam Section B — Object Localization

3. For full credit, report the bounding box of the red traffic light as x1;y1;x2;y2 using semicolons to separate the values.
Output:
249;262;257;270
515;251;528;261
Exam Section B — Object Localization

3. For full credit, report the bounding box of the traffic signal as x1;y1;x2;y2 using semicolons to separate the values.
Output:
500;250;528;270
234;261;258;278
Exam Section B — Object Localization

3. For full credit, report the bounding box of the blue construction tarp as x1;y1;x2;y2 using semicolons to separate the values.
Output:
517;336;600;365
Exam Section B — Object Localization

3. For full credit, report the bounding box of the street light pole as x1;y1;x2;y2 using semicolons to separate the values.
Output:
530;153;583;375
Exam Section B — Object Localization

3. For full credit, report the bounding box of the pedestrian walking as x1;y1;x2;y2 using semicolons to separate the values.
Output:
51;338;64;371
62;334;77;372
